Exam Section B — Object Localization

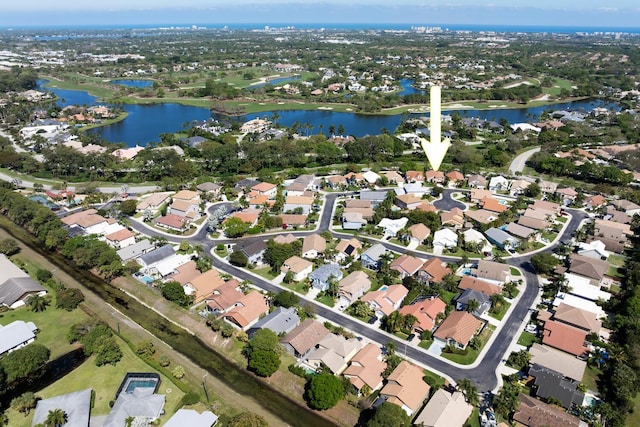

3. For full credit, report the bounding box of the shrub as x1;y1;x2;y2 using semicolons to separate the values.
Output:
172;365;185;379
159;355;171;367
181;392;200;406
56;288;85;311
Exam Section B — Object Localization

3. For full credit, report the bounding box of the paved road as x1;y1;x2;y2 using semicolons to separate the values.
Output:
433;189;467;211
509;146;541;174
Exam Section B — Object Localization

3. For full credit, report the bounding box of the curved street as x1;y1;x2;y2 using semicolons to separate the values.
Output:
128;189;587;392
509;146;541;174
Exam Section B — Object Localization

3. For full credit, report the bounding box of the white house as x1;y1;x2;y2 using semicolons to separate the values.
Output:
489;176;510;192
377;217;409;238
0;320;38;356
433;229;458;252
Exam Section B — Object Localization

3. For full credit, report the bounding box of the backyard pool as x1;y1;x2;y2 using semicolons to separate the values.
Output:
379;285;388;291
462;268;472;275
116;373;160;398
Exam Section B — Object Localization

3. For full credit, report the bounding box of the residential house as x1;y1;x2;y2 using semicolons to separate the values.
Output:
237;240;267;266
0;255;47;309
251;182;277;198
168;198;200;219
361;244;388;270
281;319;331;357
183;269;225;304
405;170;425;183
302;234;326;259
403;183;431;196
529;343;586;383
61;208;112;235
485;227;520;251
513;394;581;427
480;197;509;213
104;228;136;249
488;175;510;192
223;291;269;329
505;222;536;240
326;175;347;189
517;215;550;231
379;361;430;415
362;170;381;185
136;192;171;212
458;276;501;296
555;187;578;205
446;171;465;186
467;174;487;189
611;199;640;216
509;179;531;196
440;208;464;228
335;238;362;263
117;239;153;262
104;387;165;427
342;212;367;230
338;271;372;308
473;187;502;208
577;240;609;260
531;200;561;215
247;306;300;338
377;217;409;238
229;209;261;226
362;284;409;318
585;194;607;210
471;260;511;284
464;209;497;225
413;390;473;427
461;229;493;254
394;193;423;210
539;181;558;194
309;263;343;291
455;288;491;316
433;311;482;350
523;207;555;223
425;170;445;183
562;272;611;303
281;256;314;282
541;320;588;357
343;344;386;394
196;182;221;198
273;234;298;245
165;409;218;427
359;190;390;206
155;214;189;232
205;280;245;314
279;214;307;228
553;303;601;334
32;389;92;427
305;334;362;374
172;189;200;204
432;228;458;252
169;260;200;286
568;254;609;283
383;170;405;185
529;364;584;409
399;297;446;333
390;254;424;279
283;195;314;214
417;257;452;285
0;320;38;356
406;223;431;246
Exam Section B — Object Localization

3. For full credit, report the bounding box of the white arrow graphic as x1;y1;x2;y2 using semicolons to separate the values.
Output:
420;85;451;171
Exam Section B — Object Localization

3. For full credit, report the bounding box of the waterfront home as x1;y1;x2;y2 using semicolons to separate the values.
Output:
205;280;244;314
117;239;154;262
433;311;482;350
305;334;362;374
413;389;473;427
223;291;269;329
379;361;430;416
309;263;343;291
165;409;219;427
343;343;386;394
0;320;38;356
281;256;314;282
61;208;113;235
104;386;165;427
183;269;225;304
247;306;300;338
0;254;47;309
32;389;93;427
104;228;136;249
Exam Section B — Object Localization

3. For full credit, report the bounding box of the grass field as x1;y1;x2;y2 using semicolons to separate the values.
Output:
489;300;511;321
543;78;573;96
4;334;185;427
517;331;539;347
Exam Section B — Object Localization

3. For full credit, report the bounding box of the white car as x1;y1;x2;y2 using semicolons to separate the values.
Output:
525;324;538;334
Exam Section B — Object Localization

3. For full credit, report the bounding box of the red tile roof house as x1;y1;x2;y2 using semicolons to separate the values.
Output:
541;320;588;357
480;197;509;213
458;276;502;296
399;297;446;333
417;257;452;285
281;319;331;358
446;170;465;186
379;361;430;416
361;284;409;319
585;194;607;210
433;311;483;351
394;193;423;210
514;394;581;427
343;343;386;395
425;170;445;184
405;170;425;183
389;254;424;279
104;228;136;250
406;223;431;245
280;256;314;282
155;214;189;232
223;291;269;330
228;209;261;227
250;182;278;198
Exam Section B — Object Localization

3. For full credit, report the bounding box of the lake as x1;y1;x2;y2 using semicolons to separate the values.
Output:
39;81;619;147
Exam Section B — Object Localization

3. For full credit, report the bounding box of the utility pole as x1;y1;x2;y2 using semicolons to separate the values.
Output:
202;373;209;402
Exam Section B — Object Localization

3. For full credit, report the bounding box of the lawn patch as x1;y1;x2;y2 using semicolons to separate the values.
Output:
517;331;539;347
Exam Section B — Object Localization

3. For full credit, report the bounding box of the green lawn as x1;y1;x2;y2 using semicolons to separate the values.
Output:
543;78;573;96
252;266;279;281
422;369;446;390
419;339;434;350
509;267;521;276
315;294;335;307
631;393;640;427
463;408;481;427
517;331;539;347
442;325;494;365
4;335;185;427
285;280;310;295
607;266;623;279
582;365;601;393
489;300;511;321
556;216;568;224
608;254;626;267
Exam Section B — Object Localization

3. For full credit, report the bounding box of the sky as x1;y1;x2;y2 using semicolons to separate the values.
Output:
1;0;640;28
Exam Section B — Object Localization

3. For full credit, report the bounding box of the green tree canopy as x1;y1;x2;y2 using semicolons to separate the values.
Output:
367;401;411;427
227;412;268;427
305;372;344;410
530;252;559;275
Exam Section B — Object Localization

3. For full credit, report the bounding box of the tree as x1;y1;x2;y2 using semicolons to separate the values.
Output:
11;392;38;416
367;401;411;427
56;288;84;311
119;199;137;216
305;372;344;410
159;281;192;307
493;376;521;419
1;343;50;383
44;408;67;427
273;290;299;308
456;378;479;407
530;252;559;275
93;335;123;366
506;350;531;370
136;340;156;358
465;298;480;314
172;365;185;379
223;217;251;238
27;294;50;312
0;238;19;255
247;349;280;377
229;250;249;267
228;412;268;427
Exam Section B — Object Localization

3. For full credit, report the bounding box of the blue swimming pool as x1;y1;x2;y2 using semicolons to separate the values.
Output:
116;372;160;398
126;379;158;393
379;285;388;291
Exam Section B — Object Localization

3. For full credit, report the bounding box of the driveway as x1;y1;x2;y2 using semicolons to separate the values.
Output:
509;146;541;174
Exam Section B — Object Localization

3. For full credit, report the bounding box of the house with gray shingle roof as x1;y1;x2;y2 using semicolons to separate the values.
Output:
247;306;300;338
309;263;344;291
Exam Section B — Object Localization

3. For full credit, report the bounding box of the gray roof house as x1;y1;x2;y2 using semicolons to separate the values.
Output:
0;320;38;356
455;289;491;316
32;389;92;427
137;244;176;268
309;263;344;291
529;364;585;409
361;244;388;270
0;254;46;309
165;409;219;427
247;306;300;338
358;190;389;206
117;239;154;262
238;240;267;266
104;387;165;427
485;227;520;250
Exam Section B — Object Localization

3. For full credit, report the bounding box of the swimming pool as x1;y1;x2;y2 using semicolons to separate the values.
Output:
462;268;472;275
116;373;160;398
379;285;388;291
126;379;158;393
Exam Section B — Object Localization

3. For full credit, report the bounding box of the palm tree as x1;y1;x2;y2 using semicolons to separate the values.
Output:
44;408;67;427
28;294;49;312
456;378;479;407
465;299;480;314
